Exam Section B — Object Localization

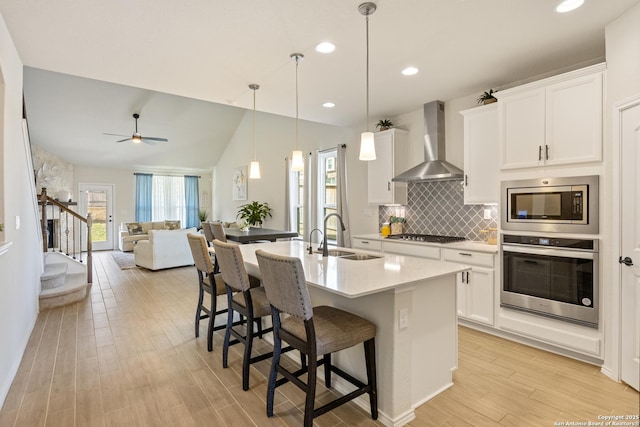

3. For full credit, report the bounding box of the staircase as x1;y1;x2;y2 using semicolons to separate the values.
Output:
39;252;89;309
38;188;92;309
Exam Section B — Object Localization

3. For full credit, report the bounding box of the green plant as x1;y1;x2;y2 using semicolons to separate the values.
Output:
376;119;394;131
477;89;497;104
236;201;272;227
0;223;4;232
198;209;208;222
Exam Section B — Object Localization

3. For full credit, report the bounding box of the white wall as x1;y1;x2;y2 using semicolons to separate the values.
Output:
602;1;640;380
0;13;43;408
213;109;377;236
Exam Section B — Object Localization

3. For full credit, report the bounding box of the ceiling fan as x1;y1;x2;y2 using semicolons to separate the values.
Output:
103;113;168;145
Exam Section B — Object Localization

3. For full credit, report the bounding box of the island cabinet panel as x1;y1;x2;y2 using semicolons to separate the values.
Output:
498;63;604;170
367;129;408;205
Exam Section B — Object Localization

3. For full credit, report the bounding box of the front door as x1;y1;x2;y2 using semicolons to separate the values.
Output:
619;97;640;391
79;183;114;251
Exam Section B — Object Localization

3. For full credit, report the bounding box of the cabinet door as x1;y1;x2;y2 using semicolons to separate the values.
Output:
462;104;499;204
456;271;468;318
545;72;603;166
499;88;545;170
367;129;408;205
467;267;495;326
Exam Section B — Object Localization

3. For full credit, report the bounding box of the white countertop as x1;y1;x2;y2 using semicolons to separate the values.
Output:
353;234;499;254
237;240;468;299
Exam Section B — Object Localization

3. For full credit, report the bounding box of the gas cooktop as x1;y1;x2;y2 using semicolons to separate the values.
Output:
386;234;466;244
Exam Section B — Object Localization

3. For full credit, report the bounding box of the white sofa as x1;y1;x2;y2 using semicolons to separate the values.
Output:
134;227;197;270
119;220;181;252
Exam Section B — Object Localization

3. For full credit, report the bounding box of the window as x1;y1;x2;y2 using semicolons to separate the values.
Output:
293;170;305;237
318;149;337;242
152;175;186;223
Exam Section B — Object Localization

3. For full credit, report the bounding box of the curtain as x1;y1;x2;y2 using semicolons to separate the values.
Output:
135;173;153;222
336;144;351;247
284;157;296;232
184;175;199;229
152;175;185;225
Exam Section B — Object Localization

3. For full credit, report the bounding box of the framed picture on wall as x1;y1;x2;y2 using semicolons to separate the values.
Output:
232;166;247;201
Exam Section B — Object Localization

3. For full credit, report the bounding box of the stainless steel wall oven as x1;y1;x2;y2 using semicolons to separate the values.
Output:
501;234;598;328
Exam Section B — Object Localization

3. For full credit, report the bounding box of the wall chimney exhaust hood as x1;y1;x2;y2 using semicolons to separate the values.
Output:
392;100;464;182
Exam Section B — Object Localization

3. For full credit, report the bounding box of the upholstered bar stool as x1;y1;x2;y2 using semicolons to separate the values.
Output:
213;239;275;390
186;233;228;352
201;222;215;246
211;222;227;242
255;249;378;427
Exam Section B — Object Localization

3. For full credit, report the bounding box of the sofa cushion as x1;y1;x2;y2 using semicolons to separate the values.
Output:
126;222;145;235
164;220;181;230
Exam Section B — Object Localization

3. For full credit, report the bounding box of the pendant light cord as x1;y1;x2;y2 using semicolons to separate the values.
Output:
365;12;370;133
253;87;257;160
295;55;299;151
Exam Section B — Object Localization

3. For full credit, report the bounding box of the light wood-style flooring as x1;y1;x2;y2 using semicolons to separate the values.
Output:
0;251;637;426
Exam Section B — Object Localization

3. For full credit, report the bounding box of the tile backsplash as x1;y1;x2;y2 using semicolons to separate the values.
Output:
378;180;498;242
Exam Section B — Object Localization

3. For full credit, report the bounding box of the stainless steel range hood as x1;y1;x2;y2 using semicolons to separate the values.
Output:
392;100;464;182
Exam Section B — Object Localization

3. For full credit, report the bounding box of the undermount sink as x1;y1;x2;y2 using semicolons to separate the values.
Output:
315;249;355;257
340;254;382;261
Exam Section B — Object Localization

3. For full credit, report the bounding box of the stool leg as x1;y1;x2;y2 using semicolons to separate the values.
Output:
242;310;254;391
222;289;234;368
303;355;317;427
207;288;215;352
323;353;331;388
364;338;378;420
266;310;282;417
195;282;204;338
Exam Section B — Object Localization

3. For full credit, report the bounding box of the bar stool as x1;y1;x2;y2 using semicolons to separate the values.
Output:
201;222;215;246
186;233;228;352
211;222;227;242
213;238;273;390
255;249;378;427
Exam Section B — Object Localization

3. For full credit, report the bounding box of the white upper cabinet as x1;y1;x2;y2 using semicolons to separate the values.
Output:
460;103;499;204
367;128;408;205
498;63;604;170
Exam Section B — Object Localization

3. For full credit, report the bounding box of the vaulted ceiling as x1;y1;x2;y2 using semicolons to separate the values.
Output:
1;0;637;170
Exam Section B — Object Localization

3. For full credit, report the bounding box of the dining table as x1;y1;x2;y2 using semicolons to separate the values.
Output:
223;227;298;243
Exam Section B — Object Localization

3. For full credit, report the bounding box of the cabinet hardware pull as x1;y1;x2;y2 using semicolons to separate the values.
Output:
388;181;391;191
459;252;472;257
461;272;465;283
466;272;470;283
545;144;549;160
362;241;369;244
538;145;542;161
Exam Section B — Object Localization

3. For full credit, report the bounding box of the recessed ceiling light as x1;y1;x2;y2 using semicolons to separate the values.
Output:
555;0;584;13
322;102;336;108
402;66;419;76
315;42;336;53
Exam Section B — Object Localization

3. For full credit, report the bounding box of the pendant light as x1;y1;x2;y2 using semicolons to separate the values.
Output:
291;53;305;172
248;84;261;179
358;2;377;161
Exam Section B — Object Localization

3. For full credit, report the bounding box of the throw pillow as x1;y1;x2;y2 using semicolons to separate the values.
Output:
164;220;181;230
126;222;145;235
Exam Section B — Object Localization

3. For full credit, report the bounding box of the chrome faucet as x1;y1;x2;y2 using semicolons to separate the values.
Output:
308;228;323;254
322;213;346;257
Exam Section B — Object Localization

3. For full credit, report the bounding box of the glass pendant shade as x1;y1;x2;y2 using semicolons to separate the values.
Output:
131;135;142;144
291;150;304;172
249;161;261;179
359;131;376;161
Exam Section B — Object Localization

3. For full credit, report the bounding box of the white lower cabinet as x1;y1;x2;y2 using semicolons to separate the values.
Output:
443;249;495;326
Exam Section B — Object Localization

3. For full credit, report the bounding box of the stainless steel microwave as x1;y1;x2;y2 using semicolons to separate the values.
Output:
501;175;599;234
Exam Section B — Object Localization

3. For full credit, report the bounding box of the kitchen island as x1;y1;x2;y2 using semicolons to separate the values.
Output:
237;240;469;427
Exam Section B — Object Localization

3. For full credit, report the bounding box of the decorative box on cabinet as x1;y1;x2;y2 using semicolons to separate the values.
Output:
460;103;499;204
443;248;495;326
367;128;408;205
498;63;604;170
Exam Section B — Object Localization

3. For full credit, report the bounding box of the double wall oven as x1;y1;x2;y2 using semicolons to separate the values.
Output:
500;176;599;327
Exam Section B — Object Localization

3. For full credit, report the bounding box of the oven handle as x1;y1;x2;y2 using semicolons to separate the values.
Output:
502;244;596;260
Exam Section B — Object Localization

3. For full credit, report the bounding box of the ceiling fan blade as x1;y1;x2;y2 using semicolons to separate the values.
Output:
141;137;169;143
115;138;131;143
103;132;130;137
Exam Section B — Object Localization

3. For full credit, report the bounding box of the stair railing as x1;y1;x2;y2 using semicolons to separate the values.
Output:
39;188;92;284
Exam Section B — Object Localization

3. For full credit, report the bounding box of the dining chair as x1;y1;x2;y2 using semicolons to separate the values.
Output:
255;249;378;427
186;233;228;352
213;238;274;390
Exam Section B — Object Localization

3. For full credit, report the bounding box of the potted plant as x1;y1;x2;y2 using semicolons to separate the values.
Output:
236;201;272;228
376;119;394;131
477;89;497;105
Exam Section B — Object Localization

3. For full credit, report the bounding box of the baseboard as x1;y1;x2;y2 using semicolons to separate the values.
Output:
0;314;37;410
